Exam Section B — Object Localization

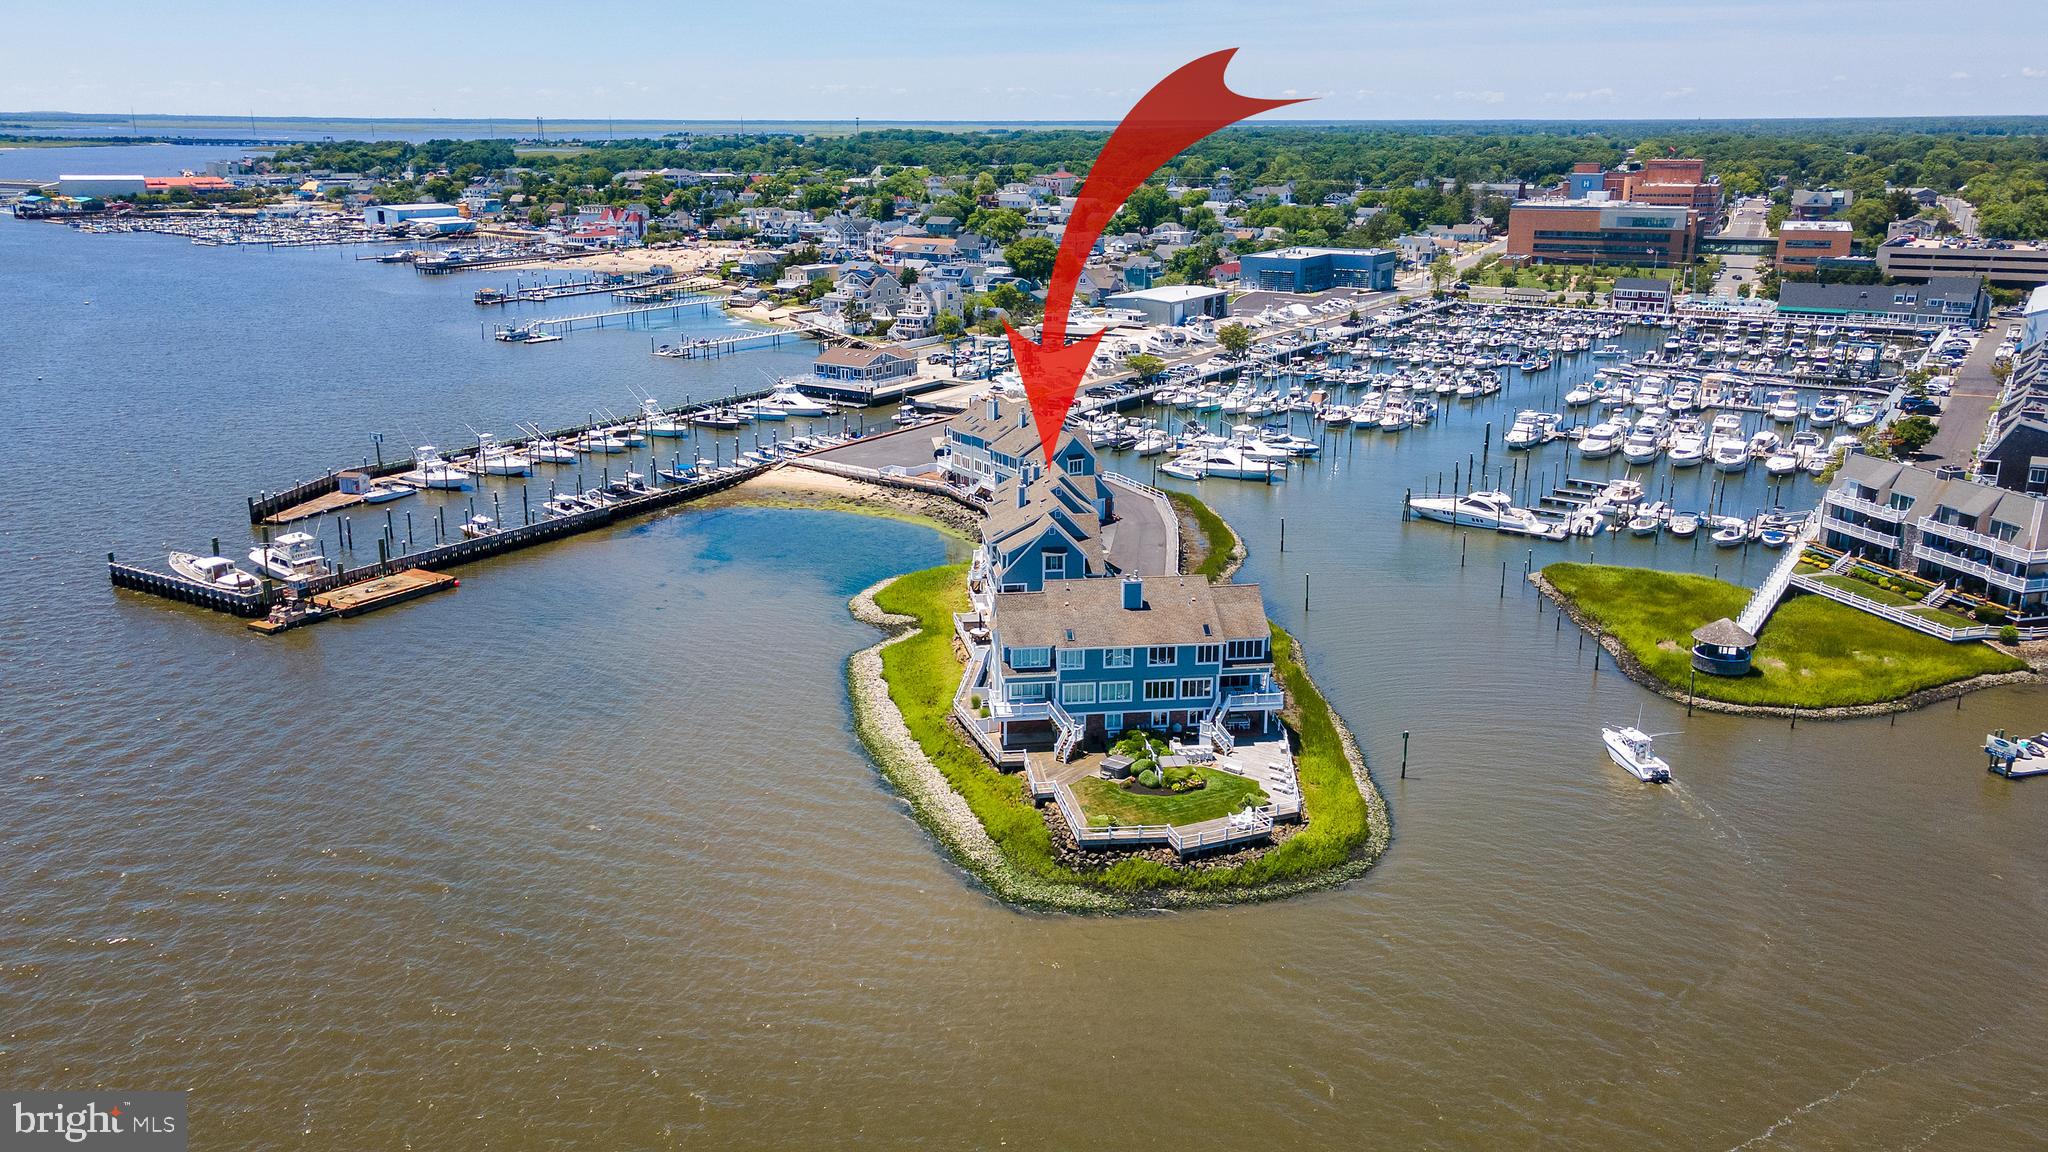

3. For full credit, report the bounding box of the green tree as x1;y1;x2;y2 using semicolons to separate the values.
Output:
1124;183;1177;229
1886;414;1940;458
934;311;964;339
1124;353;1167;381
1429;255;1456;294
1003;235;1058;283
967;207;1025;245
899;265;920;286
1216;322;1254;359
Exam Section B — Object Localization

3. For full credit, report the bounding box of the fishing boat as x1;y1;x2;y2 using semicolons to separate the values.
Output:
1712;523;1749;547
640;399;690;437
168;552;260;591
1602;724;1672;783
1758;527;1793;548
574;429;628;454
403;445;471;490
1667;513;1699;539
1628;513;1661;536
692;408;749;430
524;434;579;464
1132;429;1173;456
247;531;331;583
1407;490;1545;533
1986;730;2048;778
466;435;533;476
360;479;414;504
460;515;499;539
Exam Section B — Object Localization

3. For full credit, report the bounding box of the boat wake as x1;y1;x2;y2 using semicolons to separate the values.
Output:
1722;1026;2002;1151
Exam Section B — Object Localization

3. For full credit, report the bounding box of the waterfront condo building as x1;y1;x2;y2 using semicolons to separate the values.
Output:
1775;220;1856;275
1821;456;2048;619
1505;199;1697;266
1775;277;1990;328
981;574;1282;752
978;469;1114;593
942;397;1111;506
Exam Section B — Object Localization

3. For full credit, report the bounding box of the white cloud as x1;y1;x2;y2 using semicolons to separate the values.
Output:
2023;66;2046;78
1453;89;1506;105
1950;71;1972;80
1663;86;1696;99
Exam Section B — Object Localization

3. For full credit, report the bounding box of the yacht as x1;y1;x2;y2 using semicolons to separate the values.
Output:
1843;401;1881;429
1504;410;1561;449
1809;395;1843;428
742;383;834;420
168;552;260;591
692;408;749;430
1603;725;1672;783
1621;418;1666;465
1765;444;1802;476
1666;422;1707;468
1711;438;1751;472
247;531;331;583
1767;390;1801;423
1564;383;1598;408
1577;421;1625;460
1168;444;1285;481
1133;429;1174;456
403;445;471;490
1407;489;1545;533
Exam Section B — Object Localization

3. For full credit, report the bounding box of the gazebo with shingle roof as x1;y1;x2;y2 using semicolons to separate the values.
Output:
1690;617;1759;676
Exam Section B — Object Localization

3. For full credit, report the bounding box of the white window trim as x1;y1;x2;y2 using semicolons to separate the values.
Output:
1099;682;1133;703
1143;679;1177;702
1060;682;1097;705
1104;647;1134;668
1058;649;1084;670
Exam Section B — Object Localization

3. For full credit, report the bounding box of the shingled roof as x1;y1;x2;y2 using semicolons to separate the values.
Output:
1691;618;1758;649
994;577;1267;650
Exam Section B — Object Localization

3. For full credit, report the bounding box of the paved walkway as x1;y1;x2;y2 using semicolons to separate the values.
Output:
1926;320;2013;468
1102;474;1178;576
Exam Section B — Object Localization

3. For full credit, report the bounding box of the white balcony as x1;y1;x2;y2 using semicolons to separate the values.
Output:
1911;544;2048;594
1915;516;2048;564
990;698;1051;721
1218;689;1286;713
1822;512;1902;551
1824;489;1908;522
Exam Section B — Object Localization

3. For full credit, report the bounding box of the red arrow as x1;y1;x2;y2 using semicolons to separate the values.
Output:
1005;50;1307;465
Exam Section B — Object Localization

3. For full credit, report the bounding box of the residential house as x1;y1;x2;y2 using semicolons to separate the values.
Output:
997;184;1035;211
979;469;1110;593
982;574;1281;749
1609;276;1675;314
1033;168;1080;197
943;398;1112;508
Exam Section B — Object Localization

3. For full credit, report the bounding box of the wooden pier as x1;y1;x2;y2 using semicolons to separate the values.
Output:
118;464;773;631
473;273;672;306
247;387;780;525
480;294;725;339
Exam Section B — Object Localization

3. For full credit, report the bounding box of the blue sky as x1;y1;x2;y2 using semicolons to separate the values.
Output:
6;0;2044;121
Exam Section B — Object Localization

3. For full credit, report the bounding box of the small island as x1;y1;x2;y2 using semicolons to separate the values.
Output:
840;410;1386;912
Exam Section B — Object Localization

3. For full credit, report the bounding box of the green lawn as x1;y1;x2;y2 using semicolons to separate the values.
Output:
1164;489;1238;581
1544;563;2024;708
1071;772;1268;828
869;566;1376;893
1806;573;1980;628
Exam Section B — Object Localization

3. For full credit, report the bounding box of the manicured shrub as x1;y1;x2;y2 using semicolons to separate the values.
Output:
1975;603;2006;623
1138;768;1162;788
2000;625;2020;644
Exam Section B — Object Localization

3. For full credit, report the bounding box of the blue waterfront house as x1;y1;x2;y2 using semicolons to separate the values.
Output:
979;575;1281;754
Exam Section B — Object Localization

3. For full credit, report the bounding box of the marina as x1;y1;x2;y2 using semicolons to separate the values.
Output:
7;130;2048;1152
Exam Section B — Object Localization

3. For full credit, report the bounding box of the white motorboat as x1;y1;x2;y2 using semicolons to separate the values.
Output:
641;400;691;437
1407;489;1545;533
403;445;471;490
525;436;579;464
1667;513;1699;539
1578;421;1625;459
1765;446;1802;476
1620;419;1666;465
247;531;330;583
1666;424;1707;468
1711;438;1751;473
466;435;533;476
1767;390;1801;423
1564;384;1598;407
360;480;413;504
1843;401;1881;429
1133;429;1173;456
575;429;628;454
1170;444;1284;481
1712;523;1749;546
460;515;499;539
1504;410;1561;449
1602;725;1672;783
168;552;260;591
743;383;834;420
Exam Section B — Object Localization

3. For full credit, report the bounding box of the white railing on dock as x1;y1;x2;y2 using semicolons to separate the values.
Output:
1736;520;1820;635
